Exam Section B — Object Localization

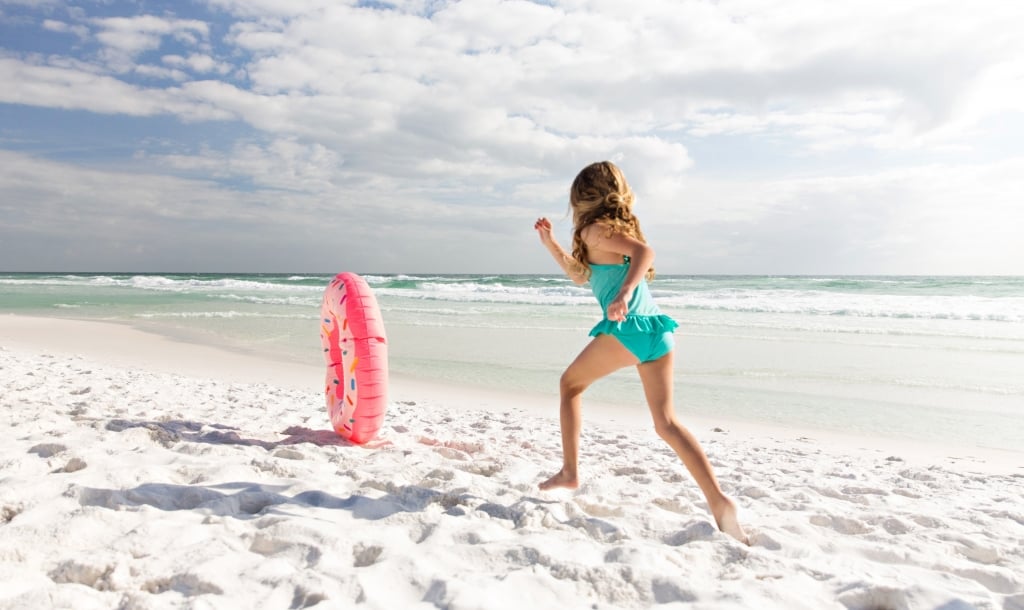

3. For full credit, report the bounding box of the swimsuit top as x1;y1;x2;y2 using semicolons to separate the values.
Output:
587;256;679;337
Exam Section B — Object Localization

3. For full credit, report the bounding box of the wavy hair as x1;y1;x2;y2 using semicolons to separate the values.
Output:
569;161;654;280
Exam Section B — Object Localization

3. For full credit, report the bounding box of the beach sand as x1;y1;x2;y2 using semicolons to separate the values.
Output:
1;314;1022;609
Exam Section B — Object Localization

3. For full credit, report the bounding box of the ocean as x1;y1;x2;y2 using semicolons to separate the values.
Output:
2;273;1022;452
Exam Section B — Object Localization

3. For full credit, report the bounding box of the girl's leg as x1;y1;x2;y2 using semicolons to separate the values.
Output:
637;350;749;544
539;334;637;491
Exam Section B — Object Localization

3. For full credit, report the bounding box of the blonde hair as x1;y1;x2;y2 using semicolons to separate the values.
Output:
569;161;654;280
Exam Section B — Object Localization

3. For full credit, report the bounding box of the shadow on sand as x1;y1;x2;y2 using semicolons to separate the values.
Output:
90;417;462;522
76;480;432;521
104;418;379;450
85;417;608;536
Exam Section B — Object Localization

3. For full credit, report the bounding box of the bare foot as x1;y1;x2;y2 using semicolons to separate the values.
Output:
538;469;578;491
712;496;749;545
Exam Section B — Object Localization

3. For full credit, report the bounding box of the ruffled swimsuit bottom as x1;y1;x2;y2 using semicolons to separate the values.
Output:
588;257;679;363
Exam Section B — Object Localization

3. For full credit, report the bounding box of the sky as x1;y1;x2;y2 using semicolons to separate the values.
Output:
1;0;1023;275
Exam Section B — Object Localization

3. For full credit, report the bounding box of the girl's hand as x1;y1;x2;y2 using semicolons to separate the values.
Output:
607;292;629;322
534;217;554;245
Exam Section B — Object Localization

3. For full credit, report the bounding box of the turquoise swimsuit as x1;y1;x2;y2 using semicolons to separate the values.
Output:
588;256;679;362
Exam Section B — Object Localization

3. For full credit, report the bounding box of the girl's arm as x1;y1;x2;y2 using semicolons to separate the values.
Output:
534;217;587;285
581;224;655;321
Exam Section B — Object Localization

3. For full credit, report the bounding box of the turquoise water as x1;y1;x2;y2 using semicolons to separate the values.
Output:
2;273;1023;451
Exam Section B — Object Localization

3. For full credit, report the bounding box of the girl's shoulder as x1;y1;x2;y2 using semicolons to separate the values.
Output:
580;221;636;265
579;220;618;242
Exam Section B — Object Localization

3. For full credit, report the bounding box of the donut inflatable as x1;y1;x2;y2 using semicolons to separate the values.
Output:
320;272;388;444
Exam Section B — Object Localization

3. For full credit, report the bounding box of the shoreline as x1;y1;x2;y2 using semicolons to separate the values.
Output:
1;313;1019;475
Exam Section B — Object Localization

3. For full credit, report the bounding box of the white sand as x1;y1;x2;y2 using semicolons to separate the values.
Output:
1;314;1022;609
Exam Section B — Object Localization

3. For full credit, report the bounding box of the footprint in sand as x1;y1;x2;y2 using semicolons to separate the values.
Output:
837;585;908;610
899;468;937;482
142;573;224;596
249;533;323;566
612;466;646;476
748;530;782;550
651;578;698;604
28;443;67;458
810;485;870;506
809;514;872;535
566;515;627;543
291;586;328;609
55;457;87;473
573;496;624;518
663;521;716;546
434;446;471;461
458;461;502;477
652;496;694;514
739;485;771;499
841;486;888;497
2;504;23;523
876;516;912;535
939;533;1003;565
909;514;946;529
422;468;456;482
272;448;305;460
657;470;685;483
48;560;114;590
949;566;1019;595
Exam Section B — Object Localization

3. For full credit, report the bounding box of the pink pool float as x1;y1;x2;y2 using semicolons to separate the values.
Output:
319;272;388;444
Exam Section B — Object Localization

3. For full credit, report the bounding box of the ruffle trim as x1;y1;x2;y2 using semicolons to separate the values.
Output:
589;314;679;337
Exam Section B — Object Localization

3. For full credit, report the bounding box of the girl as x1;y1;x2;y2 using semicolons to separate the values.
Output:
534;161;748;544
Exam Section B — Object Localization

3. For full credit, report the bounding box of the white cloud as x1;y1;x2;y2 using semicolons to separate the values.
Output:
10;1;1024;156
165;53;231;75
3;0;1024;272
90;14;211;72
431;0;562;51
42;18;87;38
0;0;62;7
202;0;337;19
647;159;1024;275
0;57;234;119
134;63;189;81
0;149;542;271
92;15;210;56
150;138;343;192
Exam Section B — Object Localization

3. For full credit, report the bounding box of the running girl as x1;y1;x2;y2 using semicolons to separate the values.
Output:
534;160;748;544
